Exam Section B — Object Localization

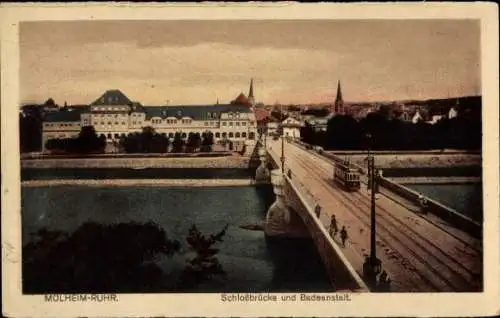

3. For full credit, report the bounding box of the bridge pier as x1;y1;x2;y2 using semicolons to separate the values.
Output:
264;169;309;237
255;148;271;184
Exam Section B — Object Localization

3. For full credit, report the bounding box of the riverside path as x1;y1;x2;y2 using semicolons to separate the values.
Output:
266;139;482;292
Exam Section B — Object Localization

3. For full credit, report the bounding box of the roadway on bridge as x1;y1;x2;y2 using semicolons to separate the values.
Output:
267;140;482;292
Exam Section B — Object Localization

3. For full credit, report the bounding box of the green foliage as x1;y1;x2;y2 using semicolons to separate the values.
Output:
44;126;105;154
301;111;481;151
186;132;202;152
23;221;229;293
23;221;181;293
171;132;185;153
200;131;214;152
178;224;229;288
120;126;169;153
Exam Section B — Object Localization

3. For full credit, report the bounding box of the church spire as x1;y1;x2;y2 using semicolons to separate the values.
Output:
248;78;255;106
334;80;344;115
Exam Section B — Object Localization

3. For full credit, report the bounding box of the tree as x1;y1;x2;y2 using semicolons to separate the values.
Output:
23;221;181;293
186;132;201;153
73;126;106;153
302;107;330;117
171;132;185;153
44;98;56;107
177;224;229;289
325;115;362;150
201;132;214;152
119;127;169;153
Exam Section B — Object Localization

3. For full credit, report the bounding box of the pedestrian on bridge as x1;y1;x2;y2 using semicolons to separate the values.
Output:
340;226;348;247
315;204;321;218
329;215;338;237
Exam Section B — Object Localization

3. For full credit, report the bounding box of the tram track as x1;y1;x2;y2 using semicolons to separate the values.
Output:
289;154;453;291
353;188;481;278
287;150;480;292
289;141;482;255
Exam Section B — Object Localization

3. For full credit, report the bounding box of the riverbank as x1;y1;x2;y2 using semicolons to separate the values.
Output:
329;152;481;169
388;176;481;184
21;156;253;169
22;178;257;187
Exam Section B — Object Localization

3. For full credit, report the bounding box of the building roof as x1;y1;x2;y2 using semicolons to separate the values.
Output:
44;107;90;122
91;89;132;106
254;108;270;122
231;93;251;106
282;117;304;128
141;104;253;120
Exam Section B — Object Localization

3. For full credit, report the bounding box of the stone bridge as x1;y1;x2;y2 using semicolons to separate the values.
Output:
254;145;369;292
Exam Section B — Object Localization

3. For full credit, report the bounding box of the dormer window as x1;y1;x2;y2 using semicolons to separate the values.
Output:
177;110;182;117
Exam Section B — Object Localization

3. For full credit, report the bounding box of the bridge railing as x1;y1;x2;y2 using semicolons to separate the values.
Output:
284;167;370;292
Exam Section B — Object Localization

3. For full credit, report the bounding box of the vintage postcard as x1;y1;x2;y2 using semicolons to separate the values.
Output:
1;2;499;317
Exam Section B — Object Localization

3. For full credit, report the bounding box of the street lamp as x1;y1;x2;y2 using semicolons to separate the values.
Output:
366;133;372;191
280;105;285;174
363;132;382;289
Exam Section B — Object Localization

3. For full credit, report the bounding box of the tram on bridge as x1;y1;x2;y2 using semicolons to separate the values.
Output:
333;159;361;192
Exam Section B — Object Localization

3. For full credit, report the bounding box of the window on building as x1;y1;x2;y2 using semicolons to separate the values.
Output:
236;122;240;126
100;122;104;125
229;132;234;138
114;133;119;138
222;122;227;126
181;132;187;138
249;132;255;140
229;122;233;126
242;122;247;126
115;122;119;125
222;132;227;138
242;132;247;138
174;120;178;124
168;133;174;138
235;132;240;138
108;122;112;125
215;132;220;138
204;122;208;126
122;122;126;125
107;133;112;139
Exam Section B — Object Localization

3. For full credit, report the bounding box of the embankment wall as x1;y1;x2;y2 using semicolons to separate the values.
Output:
21;156;252;169
378;176;482;238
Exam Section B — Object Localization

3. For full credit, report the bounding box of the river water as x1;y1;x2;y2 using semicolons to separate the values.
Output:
403;183;483;222
21;184;332;293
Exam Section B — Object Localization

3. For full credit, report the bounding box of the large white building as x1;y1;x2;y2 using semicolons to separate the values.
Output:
42;88;258;152
281;117;304;139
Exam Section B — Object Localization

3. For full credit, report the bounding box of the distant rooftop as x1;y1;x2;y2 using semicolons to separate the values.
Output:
91;89;132;106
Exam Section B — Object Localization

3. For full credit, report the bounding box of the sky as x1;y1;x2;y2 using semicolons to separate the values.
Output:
20;20;481;106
